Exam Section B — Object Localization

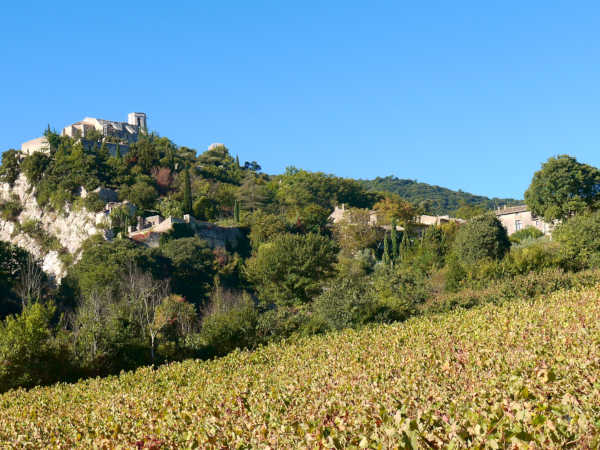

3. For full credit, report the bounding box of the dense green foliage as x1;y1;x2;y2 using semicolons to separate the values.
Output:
245;233;338;306
452;214;510;264
1;287;599;447
360;176;520;215
525;154;600;221
3;126;600;398
553;210;600;270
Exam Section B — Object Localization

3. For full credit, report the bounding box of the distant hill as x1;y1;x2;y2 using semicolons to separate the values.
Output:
359;176;521;215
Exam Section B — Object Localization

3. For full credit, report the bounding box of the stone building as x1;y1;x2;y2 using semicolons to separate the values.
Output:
495;205;553;236
329;204;464;233
62;112;147;142
20;112;147;156
21;136;51;155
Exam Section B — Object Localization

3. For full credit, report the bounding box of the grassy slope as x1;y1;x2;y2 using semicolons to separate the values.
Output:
1;288;599;448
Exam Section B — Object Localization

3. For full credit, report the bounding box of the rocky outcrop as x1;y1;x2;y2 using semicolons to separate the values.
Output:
0;174;111;282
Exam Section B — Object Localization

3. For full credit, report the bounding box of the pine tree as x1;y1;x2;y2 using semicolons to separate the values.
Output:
235;155;240;168
183;168;192;214
234;199;240;223
390;218;398;261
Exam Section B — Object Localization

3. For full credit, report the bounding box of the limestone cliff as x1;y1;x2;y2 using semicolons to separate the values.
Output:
0;174;110;282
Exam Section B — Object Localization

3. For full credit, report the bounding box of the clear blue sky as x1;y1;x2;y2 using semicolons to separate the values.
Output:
2;1;599;199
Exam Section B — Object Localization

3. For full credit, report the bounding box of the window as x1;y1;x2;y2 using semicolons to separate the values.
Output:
515;220;522;231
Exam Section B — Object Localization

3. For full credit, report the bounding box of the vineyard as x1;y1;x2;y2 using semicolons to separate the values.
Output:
1;287;599;448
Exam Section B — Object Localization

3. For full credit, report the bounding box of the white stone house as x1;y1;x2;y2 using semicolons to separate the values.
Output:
21;136;51;155
495;205;553;236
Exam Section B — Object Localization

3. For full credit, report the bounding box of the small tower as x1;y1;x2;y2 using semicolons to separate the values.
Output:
128;112;147;134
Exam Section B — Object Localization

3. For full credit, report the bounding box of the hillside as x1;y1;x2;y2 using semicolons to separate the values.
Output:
1;287;598;448
360;176;521;215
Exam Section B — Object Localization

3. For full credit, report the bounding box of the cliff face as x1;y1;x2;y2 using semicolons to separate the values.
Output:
0;174;110;282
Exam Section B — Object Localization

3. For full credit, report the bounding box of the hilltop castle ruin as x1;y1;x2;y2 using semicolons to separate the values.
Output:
21;112;147;156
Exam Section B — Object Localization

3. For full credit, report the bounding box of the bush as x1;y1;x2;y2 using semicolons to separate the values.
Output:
313;275;379;330
0;150;21;186
82;192;106;213
428;268;600;315
19;219;62;252
255;306;316;344
553;211;600;269
198;290;257;357
509;226;544;245
453;214;510;264
371;264;431;322
0;302;74;392
245;232;338;307
0;199;22;221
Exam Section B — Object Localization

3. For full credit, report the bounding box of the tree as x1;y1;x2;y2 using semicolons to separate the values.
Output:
234;199;240;223
390;218;398;260
332;208;380;257
124;180;158;210
453;204;487;220
553;211;600;269
525;155;600;221
14;254;44;307
373;194;417;228
248;211;288;250
0;302;68;392
160;237;216;305
237;176;268;211
452;214;510;264
182;168;192;214
120;264;170;364
245;233;338;306
0;149;21;186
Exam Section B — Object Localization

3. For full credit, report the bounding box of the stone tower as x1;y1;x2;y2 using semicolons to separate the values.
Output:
128;112;147;133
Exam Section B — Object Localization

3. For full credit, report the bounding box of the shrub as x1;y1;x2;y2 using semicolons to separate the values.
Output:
255;306;316;344
0;200;22;221
245;232;338;307
428;268;600;315
553;211;600;269
198;290;257;357
452;214;510;264
0;302;74;392
0;150;21;186
371;264;431;322
509;226;544;244
82;192;106;212
313;275;379;330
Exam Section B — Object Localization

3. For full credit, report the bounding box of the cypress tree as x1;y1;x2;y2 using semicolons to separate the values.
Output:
115;143;121;159
400;231;410;261
383;233;390;265
183;168;192;214
235;155;240;168
390;218;398;260
234;199;240;223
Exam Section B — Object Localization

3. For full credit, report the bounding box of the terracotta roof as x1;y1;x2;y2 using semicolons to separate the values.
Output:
496;205;529;215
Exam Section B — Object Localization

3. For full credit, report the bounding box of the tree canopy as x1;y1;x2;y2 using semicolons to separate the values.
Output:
525;155;600;221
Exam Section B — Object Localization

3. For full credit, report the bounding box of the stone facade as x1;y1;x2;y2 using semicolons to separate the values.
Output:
128;214;244;250
20;112;147;157
495;205;553;236
21;136;51;155
329;204;464;232
61;113;147;143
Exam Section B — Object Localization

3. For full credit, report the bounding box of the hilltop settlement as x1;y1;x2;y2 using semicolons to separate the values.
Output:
0;112;595;394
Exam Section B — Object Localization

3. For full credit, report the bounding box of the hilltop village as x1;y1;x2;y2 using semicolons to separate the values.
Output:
0;112;597;406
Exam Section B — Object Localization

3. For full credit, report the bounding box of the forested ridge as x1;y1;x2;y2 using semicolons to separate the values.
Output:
359;175;521;215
